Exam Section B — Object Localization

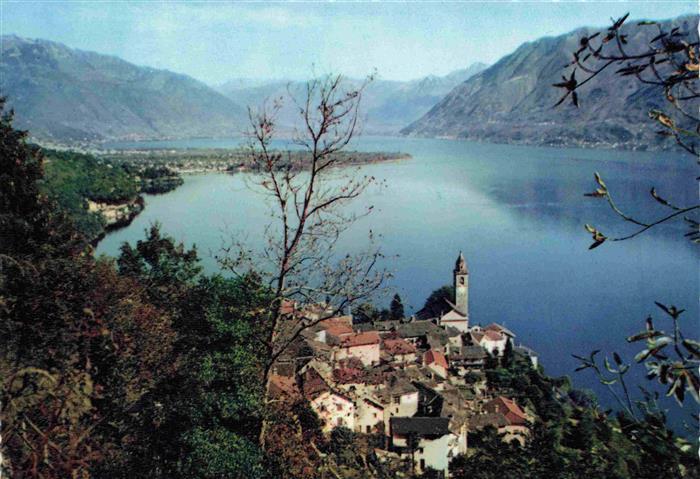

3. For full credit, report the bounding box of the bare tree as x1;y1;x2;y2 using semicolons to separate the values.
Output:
219;73;390;446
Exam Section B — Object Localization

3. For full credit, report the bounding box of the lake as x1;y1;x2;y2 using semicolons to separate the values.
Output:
97;136;698;431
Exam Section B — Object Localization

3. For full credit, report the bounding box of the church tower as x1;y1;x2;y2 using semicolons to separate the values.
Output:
454;252;469;317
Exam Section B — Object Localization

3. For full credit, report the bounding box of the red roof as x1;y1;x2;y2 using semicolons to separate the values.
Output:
483;330;504;342
341;331;381;348
279;299;297;316
320;317;354;338
333;366;364;384
383;338;417;356
424;349;448;369
484;323;515;337
485;396;528;426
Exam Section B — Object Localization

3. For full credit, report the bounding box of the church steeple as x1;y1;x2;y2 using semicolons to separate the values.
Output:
454;251;468;274
453;251;469;319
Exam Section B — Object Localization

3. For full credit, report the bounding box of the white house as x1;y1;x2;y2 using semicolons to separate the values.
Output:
389;417;455;477
334;331;381;366
470;329;509;356
310;391;355;433
354;396;385;434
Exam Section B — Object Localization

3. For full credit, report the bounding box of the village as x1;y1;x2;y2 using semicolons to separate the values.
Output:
268;253;539;478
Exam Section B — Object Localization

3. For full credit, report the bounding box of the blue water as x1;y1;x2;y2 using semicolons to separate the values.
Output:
97;136;698;432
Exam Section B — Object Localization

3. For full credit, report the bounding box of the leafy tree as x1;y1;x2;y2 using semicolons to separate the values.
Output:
418;285;453;319
102;231;271;479
0;98;176;478
389;293;405;321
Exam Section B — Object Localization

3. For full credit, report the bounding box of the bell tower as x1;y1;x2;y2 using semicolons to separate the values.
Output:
454;252;469;317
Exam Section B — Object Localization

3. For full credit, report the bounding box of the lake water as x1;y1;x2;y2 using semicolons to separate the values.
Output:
97;136;698;431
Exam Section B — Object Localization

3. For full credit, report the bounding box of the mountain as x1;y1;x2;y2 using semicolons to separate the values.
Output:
0;35;247;143
402;15;699;150
215;63;488;135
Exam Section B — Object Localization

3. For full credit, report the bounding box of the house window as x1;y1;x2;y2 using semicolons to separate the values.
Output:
366;425;371;433
420;459;425;470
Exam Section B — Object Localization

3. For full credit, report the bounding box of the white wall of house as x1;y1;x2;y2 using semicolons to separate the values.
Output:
382;391;419;433
412;434;453;476
480;337;507;356
355;399;384;434
310;392;355;433
427;362;448;379
334;343;380;366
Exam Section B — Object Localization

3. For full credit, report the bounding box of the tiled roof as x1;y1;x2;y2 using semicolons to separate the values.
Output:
469;412;509;430
424;349;449;369
391;417;451;436
302;367;330;399
383;338;417;356
452;345;487;360
341;331;381;348
320;317;354;337
484;323;516;338
397;320;440;338
485;396;528;425
470;331;484;343
382;374;418;397
483;330;504;342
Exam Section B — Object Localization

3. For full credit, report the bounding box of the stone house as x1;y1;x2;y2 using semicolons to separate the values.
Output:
424;349;449;379
389;417;455;477
383;337;418;364
354;396;385;434
310;391;355;433
333;331;381;366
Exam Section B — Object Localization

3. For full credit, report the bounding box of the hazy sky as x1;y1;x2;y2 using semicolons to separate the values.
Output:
1;1;697;85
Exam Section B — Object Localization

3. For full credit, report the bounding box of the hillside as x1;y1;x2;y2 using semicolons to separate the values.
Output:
401;15;699;150
216;63;488;135
0;36;247;143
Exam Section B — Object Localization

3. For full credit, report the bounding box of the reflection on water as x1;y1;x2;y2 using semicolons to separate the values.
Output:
97;137;698;431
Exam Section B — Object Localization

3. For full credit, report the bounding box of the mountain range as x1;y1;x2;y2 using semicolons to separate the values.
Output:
402;15;699;150
215;63;488;135
2;14;697;150
0;35;248;142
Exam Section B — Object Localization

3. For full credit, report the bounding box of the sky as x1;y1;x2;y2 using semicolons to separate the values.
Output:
1;1;697;85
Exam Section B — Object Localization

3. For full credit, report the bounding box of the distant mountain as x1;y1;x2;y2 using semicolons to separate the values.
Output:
1;36;247;143
402;15;699;150
215;63;488;135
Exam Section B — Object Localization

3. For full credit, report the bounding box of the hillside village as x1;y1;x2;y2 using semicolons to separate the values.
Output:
269;253;539;477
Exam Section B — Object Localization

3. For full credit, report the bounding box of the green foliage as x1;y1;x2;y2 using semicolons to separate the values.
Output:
103;228;272;479
460;354;700;479
41;149;139;238
389;293;405;321
180;428;265;479
420;285;453;318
